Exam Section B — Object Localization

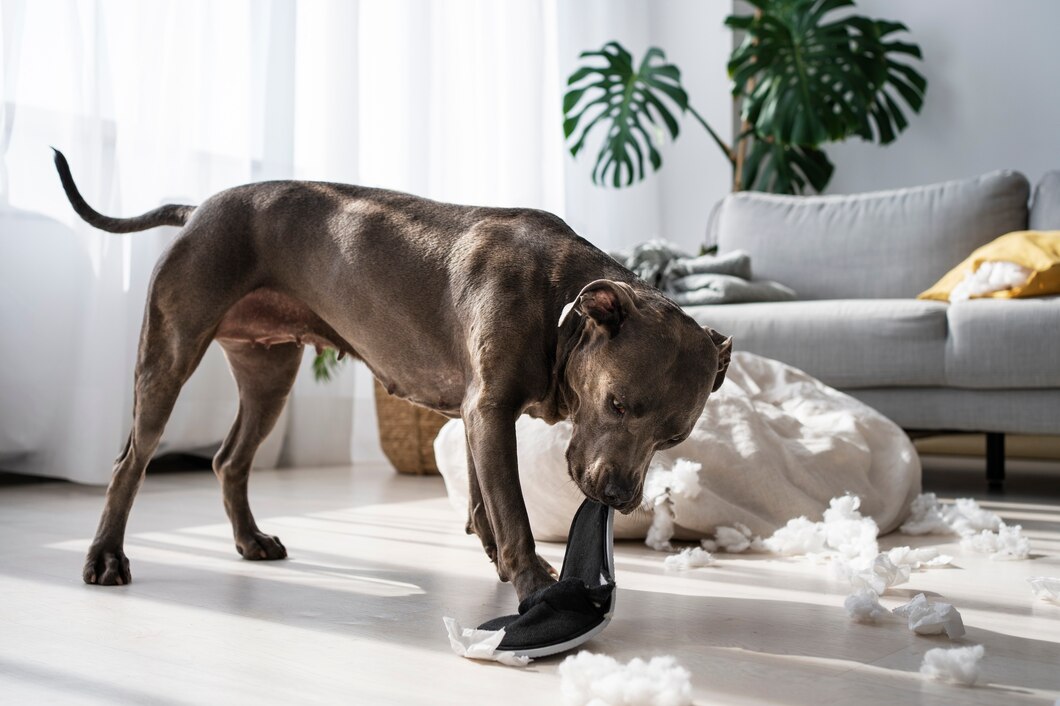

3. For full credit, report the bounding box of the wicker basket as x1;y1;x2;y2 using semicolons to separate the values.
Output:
373;378;449;475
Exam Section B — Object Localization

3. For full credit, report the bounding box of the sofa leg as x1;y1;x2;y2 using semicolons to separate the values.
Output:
986;432;1005;492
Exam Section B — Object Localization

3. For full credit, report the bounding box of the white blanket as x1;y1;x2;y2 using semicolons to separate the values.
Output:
434;352;920;542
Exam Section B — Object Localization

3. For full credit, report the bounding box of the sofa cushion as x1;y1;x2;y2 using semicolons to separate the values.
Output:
945;296;1060;389
709;171;1030;300
684;299;948;388
1030;171;1060;230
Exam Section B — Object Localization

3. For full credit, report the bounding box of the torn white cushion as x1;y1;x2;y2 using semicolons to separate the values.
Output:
435;352;920;542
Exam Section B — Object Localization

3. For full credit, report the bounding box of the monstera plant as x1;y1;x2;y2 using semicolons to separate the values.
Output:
563;0;927;194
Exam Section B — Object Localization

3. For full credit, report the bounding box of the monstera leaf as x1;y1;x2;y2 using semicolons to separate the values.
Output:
563;42;690;187
727;0;926;149
740;136;834;194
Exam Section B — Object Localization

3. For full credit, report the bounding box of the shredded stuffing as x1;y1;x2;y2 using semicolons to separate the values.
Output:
669;459;703;499
893;593;966;639
886;545;953;569
664;547;716;571
642;459;702;551
844;588;890;623
558;651;693;706
900;493;1002;537
919;645;984;686
959;522;1030;560
1028;576;1060;602
645;497;675;551
900;493;952;535
949;260;1031;302
762;495;879;563
944;498;1002;536
711;523;766;554
442;617;530;667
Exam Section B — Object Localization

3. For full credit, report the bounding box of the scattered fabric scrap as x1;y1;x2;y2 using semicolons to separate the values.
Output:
664;547;716;571
442;617;531;667
844;588;890;623
838;554;910;594
1028;576;1060;602
893;593;966;639
558;651;693;706
920;645;984;686
959;523;1030;560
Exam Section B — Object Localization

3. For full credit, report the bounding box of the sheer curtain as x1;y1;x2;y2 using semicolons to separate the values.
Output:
0;0;660;483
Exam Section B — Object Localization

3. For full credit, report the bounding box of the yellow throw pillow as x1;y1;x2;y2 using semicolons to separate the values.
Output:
918;230;1060;301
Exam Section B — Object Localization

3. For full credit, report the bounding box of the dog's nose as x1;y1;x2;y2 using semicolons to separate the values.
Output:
601;481;635;507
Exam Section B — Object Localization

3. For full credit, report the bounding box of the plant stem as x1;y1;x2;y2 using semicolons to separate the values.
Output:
687;104;735;166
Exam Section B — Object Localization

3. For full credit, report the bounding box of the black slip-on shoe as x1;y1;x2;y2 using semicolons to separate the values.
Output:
477;499;616;658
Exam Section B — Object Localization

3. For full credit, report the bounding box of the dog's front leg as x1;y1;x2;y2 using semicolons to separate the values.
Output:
464;404;556;601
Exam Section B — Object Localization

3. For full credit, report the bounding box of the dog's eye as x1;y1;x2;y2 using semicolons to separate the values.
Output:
610;398;626;416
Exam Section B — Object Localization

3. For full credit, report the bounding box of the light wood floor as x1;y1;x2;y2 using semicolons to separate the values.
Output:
2;460;1059;706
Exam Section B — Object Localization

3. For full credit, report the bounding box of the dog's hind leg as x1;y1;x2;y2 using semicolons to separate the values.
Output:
83;297;218;585
212;341;303;560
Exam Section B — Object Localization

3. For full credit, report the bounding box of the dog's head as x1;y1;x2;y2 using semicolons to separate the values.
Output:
560;279;731;514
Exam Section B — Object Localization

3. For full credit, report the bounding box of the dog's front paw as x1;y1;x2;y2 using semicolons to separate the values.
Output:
513;562;557;603
236;531;287;561
537;553;558;579
83;546;131;586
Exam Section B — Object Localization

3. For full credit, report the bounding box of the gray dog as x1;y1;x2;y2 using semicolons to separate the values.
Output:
54;150;731;601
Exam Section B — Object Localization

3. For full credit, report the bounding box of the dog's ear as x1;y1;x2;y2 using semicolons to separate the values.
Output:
704;326;732;392
573;279;638;337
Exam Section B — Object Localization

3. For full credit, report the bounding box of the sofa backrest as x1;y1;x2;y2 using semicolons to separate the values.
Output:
708;171;1030;299
1030;171;1060;230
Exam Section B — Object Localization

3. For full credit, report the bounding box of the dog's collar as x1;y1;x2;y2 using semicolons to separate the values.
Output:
558;299;580;328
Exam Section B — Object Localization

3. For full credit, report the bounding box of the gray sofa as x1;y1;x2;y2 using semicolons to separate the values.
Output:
685;170;1060;487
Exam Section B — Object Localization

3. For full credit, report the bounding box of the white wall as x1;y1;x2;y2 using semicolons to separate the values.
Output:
825;0;1060;194
557;0;733;254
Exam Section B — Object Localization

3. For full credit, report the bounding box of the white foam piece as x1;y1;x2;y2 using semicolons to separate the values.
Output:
664;547;716;571
442;617;530;667
844;588;890;623
1028;576;1060;602
558;651;693;706
893;593;966;639
920;645;984;686
960;522;1030;560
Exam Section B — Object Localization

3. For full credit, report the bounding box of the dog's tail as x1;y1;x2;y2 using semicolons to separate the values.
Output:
52;148;195;233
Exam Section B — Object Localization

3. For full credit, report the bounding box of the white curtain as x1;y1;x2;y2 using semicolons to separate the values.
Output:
0;0;671;483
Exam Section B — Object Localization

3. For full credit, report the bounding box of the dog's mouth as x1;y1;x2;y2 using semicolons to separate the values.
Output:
570;467;642;515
